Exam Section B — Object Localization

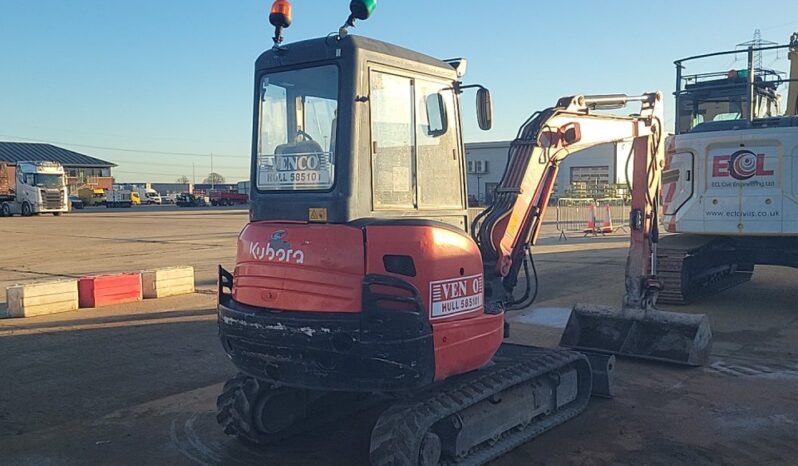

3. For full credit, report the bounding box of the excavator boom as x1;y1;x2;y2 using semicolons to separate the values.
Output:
473;92;712;365
475;94;661;303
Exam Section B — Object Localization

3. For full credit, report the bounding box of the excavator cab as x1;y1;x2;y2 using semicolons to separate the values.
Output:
249;35;473;229
676;71;782;134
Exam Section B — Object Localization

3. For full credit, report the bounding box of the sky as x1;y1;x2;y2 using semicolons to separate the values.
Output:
1;1;797;183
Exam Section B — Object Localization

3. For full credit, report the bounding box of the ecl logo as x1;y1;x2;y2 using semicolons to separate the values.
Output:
712;150;773;181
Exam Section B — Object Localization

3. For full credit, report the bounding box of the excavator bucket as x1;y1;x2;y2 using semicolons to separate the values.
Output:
559;304;712;366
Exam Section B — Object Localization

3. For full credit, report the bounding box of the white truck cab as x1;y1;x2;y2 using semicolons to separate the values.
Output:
143;188;162;205
130;186;162;205
1;161;69;217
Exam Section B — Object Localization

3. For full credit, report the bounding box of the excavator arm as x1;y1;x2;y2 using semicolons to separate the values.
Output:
473;92;664;311
473;92;711;365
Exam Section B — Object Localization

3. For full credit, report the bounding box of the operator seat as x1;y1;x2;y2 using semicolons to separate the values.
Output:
275;138;324;155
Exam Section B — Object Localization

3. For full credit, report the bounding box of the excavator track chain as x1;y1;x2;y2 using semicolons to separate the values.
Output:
656;236;753;305
369;345;591;466
217;372;376;446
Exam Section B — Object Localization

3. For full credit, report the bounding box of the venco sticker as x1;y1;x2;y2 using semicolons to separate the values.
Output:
430;274;484;319
257;152;333;190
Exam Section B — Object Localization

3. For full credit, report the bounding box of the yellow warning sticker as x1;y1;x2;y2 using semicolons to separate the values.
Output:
309;208;328;222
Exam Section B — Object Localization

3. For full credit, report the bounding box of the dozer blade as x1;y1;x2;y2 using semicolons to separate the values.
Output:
559;303;712;366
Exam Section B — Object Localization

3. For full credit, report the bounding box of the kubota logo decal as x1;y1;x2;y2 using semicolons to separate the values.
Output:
429;274;483;319
712;150;773;180
248;229;305;264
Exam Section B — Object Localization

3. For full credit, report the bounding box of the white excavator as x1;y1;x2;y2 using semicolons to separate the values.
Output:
658;33;798;303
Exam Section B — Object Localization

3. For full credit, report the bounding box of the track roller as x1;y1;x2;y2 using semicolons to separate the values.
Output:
369;345;592;466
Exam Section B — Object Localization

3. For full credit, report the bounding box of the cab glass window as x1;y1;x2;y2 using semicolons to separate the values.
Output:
256;65;338;191
370;71;414;209
416;79;461;208
369;70;463;210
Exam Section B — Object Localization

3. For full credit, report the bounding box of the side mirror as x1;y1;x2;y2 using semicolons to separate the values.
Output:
425;93;448;137
477;88;493;131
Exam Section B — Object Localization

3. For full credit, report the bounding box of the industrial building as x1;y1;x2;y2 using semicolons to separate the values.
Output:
0;142;116;191
465;140;632;204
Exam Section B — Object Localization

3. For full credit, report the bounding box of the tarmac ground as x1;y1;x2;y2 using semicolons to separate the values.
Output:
1;208;796;465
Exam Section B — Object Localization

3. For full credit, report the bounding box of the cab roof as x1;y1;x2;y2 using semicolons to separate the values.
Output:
255;34;456;77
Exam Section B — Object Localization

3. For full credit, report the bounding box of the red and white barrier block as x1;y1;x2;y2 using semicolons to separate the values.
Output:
78;273;142;308
4;266;196;318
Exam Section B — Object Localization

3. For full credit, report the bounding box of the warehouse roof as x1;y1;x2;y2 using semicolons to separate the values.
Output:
0;142;116;168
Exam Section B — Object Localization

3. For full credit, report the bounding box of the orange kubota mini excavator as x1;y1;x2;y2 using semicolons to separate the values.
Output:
215;2;711;465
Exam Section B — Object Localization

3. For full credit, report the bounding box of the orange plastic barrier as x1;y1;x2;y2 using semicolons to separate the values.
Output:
78;273;142;308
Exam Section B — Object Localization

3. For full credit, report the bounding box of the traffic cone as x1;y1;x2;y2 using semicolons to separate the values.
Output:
583;203;598;235
600;204;613;233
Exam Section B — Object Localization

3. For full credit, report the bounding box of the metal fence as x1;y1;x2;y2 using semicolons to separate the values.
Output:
555;197;630;240
555;198;594;240
596;198;630;234
468;200;629;241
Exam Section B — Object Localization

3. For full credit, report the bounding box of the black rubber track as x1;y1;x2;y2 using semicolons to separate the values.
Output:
657;236;753;305
369;346;591;466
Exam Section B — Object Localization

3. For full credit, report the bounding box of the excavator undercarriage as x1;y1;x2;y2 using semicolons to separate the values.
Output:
656;235;754;304
657;235;798;304
216;342;592;466
368;345;591;466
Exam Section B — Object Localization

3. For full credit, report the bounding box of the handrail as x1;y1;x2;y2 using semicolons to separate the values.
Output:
674;43;793;68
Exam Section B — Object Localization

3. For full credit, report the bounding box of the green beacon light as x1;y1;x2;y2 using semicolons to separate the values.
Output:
350;0;377;21
727;69;749;80
340;0;377;37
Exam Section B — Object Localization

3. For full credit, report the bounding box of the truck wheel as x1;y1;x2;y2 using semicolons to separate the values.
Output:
1;203;11;217
53;212;61;216
21;202;32;217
